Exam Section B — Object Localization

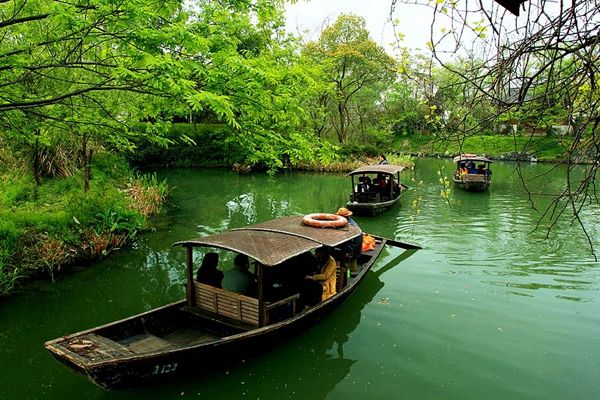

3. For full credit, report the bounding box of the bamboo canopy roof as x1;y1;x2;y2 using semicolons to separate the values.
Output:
347;164;405;176
173;216;361;267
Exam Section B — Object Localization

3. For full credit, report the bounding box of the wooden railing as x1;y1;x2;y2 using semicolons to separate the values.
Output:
263;293;300;325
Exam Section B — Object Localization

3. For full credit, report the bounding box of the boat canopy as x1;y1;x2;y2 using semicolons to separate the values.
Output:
347;164;405;176
173;216;361;267
452;154;493;164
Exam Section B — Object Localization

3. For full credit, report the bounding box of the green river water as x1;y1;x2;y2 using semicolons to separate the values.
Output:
1;158;599;399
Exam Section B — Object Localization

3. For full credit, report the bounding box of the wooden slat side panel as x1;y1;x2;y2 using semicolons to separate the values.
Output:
241;314;259;324
192;282;259;325
464;174;487;182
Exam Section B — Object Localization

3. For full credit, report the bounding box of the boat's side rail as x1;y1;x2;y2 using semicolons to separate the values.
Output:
192;282;260;326
264;293;300;324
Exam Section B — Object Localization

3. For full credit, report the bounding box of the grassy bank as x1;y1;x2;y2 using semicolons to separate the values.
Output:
392;134;572;162
0;152;169;297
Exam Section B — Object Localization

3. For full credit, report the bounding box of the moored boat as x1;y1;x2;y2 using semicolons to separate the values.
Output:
452;154;493;192
346;165;406;216
44;215;420;389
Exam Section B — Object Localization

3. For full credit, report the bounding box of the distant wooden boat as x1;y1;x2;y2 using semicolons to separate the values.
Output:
346;165;406;216
45;216;420;390
452;154;493;192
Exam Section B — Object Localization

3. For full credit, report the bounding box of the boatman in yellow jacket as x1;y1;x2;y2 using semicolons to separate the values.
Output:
306;246;337;301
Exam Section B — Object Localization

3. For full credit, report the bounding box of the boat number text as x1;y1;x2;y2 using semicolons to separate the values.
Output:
152;363;178;375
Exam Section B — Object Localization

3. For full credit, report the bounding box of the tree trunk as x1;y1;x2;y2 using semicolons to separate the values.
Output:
337;102;346;143
32;139;41;186
81;134;93;192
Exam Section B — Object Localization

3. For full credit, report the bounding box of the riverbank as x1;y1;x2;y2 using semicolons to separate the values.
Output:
0;152;169;297
392;133;577;163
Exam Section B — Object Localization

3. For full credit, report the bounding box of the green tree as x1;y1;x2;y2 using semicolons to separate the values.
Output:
0;0;331;175
303;14;397;143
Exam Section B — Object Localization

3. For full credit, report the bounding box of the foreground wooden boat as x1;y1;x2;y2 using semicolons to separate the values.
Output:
45;216;419;389
346;165;406;216
452;154;493;192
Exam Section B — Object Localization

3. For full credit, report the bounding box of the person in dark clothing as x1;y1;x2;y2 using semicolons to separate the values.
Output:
222;253;255;296
195;252;223;288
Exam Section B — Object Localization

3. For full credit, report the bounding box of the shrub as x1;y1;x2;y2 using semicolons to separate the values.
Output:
126;172;171;217
123;123;245;167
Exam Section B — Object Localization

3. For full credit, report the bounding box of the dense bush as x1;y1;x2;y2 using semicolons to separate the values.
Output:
125;123;247;167
0;152;168;296
338;143;384;158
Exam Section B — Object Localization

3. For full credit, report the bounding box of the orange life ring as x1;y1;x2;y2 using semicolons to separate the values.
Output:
302;213;348;229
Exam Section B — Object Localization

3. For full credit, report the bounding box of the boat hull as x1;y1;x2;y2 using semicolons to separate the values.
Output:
347;193;402;216
46;243;386;390
346;199;399;216
49;304;341;389
453;179;490;192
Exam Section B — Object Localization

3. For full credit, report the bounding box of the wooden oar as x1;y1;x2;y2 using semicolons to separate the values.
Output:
372;235;422;250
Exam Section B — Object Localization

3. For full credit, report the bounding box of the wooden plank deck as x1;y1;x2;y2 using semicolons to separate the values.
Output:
163;327;219;347
120;333;177;354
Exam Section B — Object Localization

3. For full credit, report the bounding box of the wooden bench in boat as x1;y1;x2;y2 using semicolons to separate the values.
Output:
462;173;489;182
353;192;380;203
192;281;260;326
189;282;301;328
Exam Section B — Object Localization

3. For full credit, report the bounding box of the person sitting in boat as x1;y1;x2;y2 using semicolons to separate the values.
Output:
336;208;363;273
355;177;370;193
459;164;468;176
379;154;388;165
467;161;477;174
477;164;485;174
375;174;387;193
195;252;223;288
222;254;255;296
385;177;400;196
304;246;337;303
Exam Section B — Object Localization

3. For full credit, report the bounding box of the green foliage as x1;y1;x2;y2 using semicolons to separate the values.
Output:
0;220;20;296
302;14;397;144
386;153;416;168
68;187;145;236
125;123;244;167
0;176;36;205
394;134;570;162
92;152;132;181
0;267;21;297
1;0;329;175
0;220;18;264
0;152;165;295
338;143;382;158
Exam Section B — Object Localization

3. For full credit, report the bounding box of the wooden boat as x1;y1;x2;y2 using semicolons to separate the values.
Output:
452;154;493;192
44;216;420;390
346;165;406;216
